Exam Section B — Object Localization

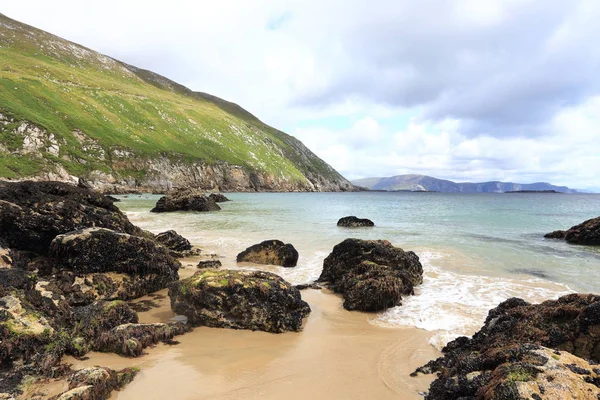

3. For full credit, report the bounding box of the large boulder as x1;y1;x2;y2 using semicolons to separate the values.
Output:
150;188;221;212
545;216;600;245
208;193;230;203
169;269;310;333
50;228;180;302
236;240;299;268
0;181;143;254
415;294;600;399
318;239;423;311
337;216;375;227
155;230;199;258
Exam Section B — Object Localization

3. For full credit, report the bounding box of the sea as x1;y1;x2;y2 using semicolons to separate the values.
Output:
116;191;600;349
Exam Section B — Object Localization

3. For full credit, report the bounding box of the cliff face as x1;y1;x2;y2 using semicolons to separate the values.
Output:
0;14;353;192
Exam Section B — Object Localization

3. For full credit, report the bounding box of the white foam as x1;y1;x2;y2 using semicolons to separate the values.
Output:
373;251;573;349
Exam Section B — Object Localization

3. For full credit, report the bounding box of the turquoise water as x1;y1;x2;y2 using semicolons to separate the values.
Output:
117;192;600;347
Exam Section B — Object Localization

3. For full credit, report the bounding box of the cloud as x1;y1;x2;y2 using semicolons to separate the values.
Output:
2;0;600;189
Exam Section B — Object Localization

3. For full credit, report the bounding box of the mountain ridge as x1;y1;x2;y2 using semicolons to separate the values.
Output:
352;174;579;193
0;13;353;192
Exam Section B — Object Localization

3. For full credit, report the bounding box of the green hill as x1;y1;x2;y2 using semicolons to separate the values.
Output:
0;14;352;192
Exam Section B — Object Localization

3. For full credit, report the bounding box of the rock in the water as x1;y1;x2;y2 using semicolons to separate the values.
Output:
337;216;375;227
0;181;143;254
208;193;230;203
53;366;138;400
155;230;195;258
197;259;222;269
236;240;299;268
318;239;423;311
169;269;310;333
150;188;221;212
50;228;180;301
415;293;600;399
545;217;600;245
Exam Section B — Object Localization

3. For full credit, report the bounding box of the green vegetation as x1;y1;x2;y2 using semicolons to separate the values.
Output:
506;367;534;382
0;14;346;187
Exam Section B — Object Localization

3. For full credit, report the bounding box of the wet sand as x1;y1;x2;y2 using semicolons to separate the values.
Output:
66;268;440;400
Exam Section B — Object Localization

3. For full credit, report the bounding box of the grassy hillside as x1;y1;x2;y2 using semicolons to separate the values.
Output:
0;14;349;190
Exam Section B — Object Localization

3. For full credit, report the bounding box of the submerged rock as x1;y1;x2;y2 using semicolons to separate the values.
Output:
50;228;180;301
150;188;221;212
155;230;199;258
0;181;143;254
337;216;375;227
545;216;600;245
208;193;230;203
169;269;310;333
236;240;299;268
318;239;423;311
415;293;600;399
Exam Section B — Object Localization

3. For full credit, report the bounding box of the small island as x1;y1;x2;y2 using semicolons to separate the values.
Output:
504;190;560;193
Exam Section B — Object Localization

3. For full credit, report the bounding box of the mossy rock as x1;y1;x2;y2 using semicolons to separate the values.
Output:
169;269;310;333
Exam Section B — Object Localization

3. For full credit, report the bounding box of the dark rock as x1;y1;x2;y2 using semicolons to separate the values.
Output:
337;216;375;227
150;188;221;212
104;195;120;203
416;293;600;399
49;228;180;301
155;230;195;258
294;282;322;291
197;259;222;269
169;269;310;333
95;323;190;357
0;181;143;254
236;240;299;268
53;366;138;400
318;239;423;311
208;193;230;203
544;217;600;245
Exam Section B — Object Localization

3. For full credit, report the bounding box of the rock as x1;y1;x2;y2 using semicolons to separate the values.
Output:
104;195;120;203
197;259;222;269
236;240;299;268
155;230;195;258
169;269;310;333
318;239;423;311
545;217;600;245
337;216;375;227
208;193;230;203
415;293;600;399
95;323;190;357
50;228;180;301
150;188;221;212
294;282;322;291
0;181;143;254
53;366;138;400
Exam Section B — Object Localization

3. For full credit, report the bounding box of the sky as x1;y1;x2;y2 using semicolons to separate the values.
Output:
3;1;600;190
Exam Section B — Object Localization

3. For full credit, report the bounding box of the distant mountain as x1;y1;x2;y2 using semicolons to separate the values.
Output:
352;174;579;193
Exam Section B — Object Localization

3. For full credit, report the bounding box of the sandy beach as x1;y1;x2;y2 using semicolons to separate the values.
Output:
60;263;440;400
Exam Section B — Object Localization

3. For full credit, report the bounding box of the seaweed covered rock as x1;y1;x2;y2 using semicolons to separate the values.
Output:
318;239;422;311
0;181;143;254
155;230;199;258
197;259;222;269
49;228;180;301
337;216;375;227
209;193;230;203
169;269;310;333
95;323;191;357
415;294;600;399
53;366;138;400
545;216;600;245
236;240;299;268
150;188;221;213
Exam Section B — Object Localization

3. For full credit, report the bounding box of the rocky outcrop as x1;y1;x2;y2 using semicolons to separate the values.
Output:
236;240;299;268
52;366;138;400
318;239;423;311
545;217;600;245
197;259;222;269
169;269;310;333
150;188;221;212
0;181;143;254
49;228;180;302
155;230;200;258
415;294;600;399
337;216;375;227
208;193;230;203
